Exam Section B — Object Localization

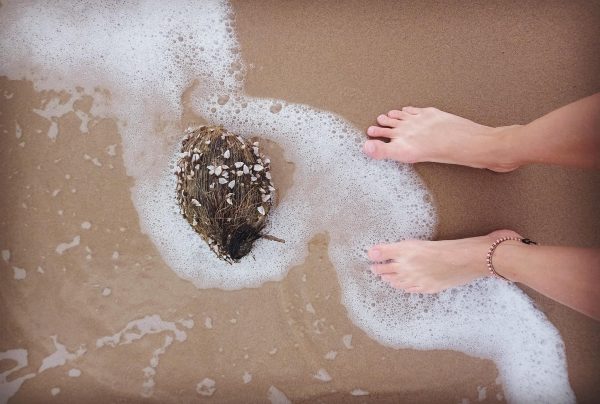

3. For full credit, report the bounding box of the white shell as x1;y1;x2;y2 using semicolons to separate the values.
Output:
191;199;201;207
218;177;227;184
226;198;233;205
243;165;250;174
228;180;235;189
236;170;243;176
261;194;271;202
223;150;230;159
250;176;257;182
234;162;244;168
215;166;223;176
253;164;264;172
265;172;272;179
257;206;266;215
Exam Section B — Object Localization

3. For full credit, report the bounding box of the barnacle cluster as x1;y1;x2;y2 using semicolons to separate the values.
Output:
175;125;276;262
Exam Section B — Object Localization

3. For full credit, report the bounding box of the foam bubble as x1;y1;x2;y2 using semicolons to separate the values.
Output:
0;1;575;402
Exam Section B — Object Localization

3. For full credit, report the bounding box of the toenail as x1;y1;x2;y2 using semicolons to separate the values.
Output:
367;126;374;135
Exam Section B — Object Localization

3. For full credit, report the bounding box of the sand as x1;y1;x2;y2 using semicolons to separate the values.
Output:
1;0;599;403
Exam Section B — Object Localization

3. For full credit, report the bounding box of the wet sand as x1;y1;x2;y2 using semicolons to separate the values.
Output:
232;0;600;400
1;0;600;403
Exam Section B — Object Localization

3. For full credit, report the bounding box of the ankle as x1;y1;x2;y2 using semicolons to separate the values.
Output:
491;240;525;282
488;125;524;172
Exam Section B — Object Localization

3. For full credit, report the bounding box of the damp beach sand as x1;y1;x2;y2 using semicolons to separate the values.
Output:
1;1;600;403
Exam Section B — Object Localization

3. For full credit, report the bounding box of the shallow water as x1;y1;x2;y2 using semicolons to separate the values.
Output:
2;1;600;403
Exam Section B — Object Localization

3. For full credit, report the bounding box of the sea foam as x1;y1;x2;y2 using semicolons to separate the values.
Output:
0;1;575;402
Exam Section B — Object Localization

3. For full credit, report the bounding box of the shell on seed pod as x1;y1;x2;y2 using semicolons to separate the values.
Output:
175;125;277;263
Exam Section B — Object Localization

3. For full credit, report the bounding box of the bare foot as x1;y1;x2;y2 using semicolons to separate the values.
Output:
368;230;522;294
363;107;521;172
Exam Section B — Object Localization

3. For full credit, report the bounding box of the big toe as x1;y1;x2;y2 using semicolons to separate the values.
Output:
363;139;397;160
363;139;419;163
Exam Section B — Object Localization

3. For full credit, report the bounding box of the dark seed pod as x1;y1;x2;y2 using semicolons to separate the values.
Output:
175;125;276;263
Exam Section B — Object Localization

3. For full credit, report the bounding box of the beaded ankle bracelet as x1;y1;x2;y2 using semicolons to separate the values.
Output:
486;237;537;280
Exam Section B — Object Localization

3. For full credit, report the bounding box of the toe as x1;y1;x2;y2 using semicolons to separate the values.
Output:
363;139;420;163
363;139;397;160
366;125;395;138
376;114;401;128
367;242;403;261
387;110;413;120
402;106;421;114
370;262;400;275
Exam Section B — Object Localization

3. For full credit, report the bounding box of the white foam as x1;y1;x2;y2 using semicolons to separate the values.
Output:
55;236;80;255
350;389;369;396
313;368;332;382
0;349;35;404
15;123;22;139
96;314;190;348
242;371;252;384
12;267;26;280
477;386;487;401
267;385;291;404
0;1;575;402
196;378;216;396
38;336;86;373
142;335;173;397
324;351;337;360
342;334;353;350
